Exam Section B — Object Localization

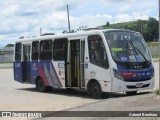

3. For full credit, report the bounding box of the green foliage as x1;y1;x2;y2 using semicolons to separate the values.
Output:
147;42;160;46
106;22;110;27
5;44;14;47
155;89;160;95
103;17;158;42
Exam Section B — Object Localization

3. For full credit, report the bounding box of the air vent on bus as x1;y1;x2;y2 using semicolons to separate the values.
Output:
41;33;55;36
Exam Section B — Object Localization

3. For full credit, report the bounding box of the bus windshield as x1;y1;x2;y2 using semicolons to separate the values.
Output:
104;31;151;62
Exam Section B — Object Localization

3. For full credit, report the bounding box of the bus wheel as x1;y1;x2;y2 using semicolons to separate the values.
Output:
126;91;137;96
90;82;102;99
36;78;52;92
66;88;73;92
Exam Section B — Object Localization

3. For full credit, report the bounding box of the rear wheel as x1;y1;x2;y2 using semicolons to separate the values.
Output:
126;91;137;95
66;88;73;92
90;82;102;99
36;78;52;92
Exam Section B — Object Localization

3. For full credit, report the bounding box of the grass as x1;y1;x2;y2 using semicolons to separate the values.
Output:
0;62;13;64
0;66;13;69
153;60;159;63
155;89;160;95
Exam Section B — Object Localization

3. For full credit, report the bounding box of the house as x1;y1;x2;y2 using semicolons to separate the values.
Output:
0;45;14;63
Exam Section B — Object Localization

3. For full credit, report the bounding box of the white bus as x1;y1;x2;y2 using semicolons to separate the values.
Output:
14;29;155;98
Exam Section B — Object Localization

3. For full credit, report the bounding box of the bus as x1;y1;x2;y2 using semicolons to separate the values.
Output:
13;29;155;99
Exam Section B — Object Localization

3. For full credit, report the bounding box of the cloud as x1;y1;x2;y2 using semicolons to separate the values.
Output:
1;4;19;16
115;12;149;23
119;5;131;11
132;12;149;20
0;0;158;47
115;14;132;22
71;14;113;29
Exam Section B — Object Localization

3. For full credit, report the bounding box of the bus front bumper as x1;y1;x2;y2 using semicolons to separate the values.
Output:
112;77;155;92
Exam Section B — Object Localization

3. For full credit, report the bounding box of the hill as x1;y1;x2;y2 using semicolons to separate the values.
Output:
102;17;158;42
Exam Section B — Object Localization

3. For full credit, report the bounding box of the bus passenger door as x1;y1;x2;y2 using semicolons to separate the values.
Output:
23;44;31;82
80;40;85;88
65;39;85;88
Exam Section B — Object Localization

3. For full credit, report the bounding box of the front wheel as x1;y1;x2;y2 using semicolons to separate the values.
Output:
90;82;102;99
126;91;137;96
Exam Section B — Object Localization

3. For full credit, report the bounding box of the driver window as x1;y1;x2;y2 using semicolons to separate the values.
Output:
88;35;109;69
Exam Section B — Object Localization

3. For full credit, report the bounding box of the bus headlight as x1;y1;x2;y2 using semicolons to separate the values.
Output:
113;69;124;80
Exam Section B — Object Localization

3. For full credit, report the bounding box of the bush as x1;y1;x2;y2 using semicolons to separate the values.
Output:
147;42;160;46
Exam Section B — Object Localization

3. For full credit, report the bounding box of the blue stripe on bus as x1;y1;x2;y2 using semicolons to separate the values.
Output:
117;63;152;81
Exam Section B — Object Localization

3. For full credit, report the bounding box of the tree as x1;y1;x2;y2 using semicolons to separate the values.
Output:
5;44;14;47
146;17;158;42
106;22;110;27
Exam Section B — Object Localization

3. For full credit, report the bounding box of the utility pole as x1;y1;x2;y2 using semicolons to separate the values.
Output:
40;27;42;36
158;0;160;95
67;5;71;33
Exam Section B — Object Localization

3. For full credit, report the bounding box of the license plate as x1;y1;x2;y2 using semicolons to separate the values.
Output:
136;83;143;88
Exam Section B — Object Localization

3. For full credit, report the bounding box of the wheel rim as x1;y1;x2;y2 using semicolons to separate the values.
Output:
92;85;100;96
90;82;102;98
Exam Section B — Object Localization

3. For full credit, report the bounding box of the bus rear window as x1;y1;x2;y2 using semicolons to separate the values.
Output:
15;43;22;61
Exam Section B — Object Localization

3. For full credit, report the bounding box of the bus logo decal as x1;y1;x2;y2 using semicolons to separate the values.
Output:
58;63;65;68
85;63;88;69
32;63;38;70
15;63;20;67
90;71;96;77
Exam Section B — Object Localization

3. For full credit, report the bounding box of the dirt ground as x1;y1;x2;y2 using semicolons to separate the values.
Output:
0;62;159;120
0;62;159;111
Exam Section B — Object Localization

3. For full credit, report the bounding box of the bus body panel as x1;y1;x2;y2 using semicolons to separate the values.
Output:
112;77;155;92
84;62;111;92
30;61;39;84
13;29;155;96
14;62;24;83
52;61;65;88
37;61;63;88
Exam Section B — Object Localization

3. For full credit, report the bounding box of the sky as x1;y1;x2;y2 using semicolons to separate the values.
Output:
0;0;158;47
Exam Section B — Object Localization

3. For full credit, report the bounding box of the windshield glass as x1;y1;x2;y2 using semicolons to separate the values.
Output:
104;31;151;62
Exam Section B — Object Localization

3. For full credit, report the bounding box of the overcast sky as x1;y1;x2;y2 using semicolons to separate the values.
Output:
0;0;158;47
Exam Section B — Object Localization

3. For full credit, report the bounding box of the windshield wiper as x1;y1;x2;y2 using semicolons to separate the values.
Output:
128;40;147;62
133;46;147;62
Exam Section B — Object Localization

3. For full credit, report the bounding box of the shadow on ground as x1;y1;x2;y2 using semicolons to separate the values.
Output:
17;87;153;99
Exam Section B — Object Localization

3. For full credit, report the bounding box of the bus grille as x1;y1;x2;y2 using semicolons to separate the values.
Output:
124;78;151;82
126;84;150;89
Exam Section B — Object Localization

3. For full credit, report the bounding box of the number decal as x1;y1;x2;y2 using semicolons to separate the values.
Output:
125;35;130;40
113;35;117;40
121;35;123;40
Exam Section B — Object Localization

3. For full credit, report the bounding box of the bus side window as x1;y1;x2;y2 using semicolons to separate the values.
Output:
88;35;109;69
15;43;22;61
53;39;67;61
40;40;52;60
32;41;39;61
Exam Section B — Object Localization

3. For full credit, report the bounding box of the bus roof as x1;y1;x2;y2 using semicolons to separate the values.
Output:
15;29;138;43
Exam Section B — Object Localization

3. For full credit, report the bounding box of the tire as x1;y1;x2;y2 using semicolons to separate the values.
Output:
66;88;73;92
90;82;102;99
36;78;52;92
126;91;137;96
